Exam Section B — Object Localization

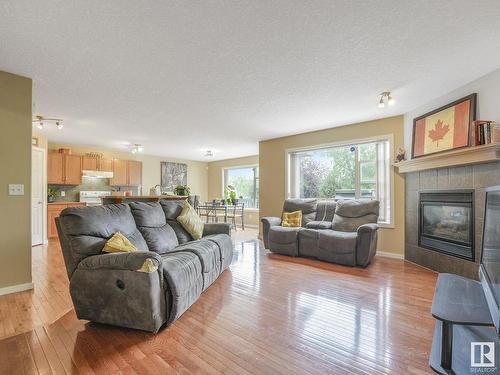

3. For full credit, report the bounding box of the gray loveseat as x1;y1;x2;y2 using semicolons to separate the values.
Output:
262;199;379;267
56;200;233;333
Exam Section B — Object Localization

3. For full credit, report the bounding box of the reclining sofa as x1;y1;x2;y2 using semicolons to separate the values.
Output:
56;200;232;333
262;199;379;267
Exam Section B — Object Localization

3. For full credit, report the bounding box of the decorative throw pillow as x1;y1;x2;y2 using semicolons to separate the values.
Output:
103;232;138;253
282;210;302;227
176;201;204;240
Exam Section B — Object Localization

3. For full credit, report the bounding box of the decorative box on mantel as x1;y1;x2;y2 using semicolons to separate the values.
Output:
402;144;500;279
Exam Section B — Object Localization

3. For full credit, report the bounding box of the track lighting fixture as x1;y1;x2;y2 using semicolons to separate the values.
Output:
378;92;395;108
32;115;63;130
131;144;144;154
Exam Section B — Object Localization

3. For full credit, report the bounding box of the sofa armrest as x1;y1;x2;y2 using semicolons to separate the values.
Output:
261;217;282;248
203;223;231;237
78;251;163;273
356;223;378;267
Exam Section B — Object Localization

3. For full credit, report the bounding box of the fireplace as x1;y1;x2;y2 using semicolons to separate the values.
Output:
419;190;474;261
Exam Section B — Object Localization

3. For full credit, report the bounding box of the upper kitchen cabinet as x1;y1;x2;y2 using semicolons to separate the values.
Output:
48;152;82;185
48;152;64;184
127;160;142;186
110;159;142;186
99;158;113;171
110;159;128;186
82;155;99;171
65;154;82;184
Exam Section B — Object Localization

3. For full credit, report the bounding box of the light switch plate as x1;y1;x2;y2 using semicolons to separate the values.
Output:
8;184;24;196
61;191;66;197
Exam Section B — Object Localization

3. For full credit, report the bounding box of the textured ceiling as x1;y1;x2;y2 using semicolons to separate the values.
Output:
1;1;500;160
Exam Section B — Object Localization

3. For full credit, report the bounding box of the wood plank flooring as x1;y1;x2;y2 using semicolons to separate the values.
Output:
0;229;438;374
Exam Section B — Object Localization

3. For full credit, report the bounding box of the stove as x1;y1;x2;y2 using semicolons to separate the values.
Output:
79;191;112;206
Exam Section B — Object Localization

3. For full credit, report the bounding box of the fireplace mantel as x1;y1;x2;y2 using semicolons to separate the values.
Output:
395;143;500;173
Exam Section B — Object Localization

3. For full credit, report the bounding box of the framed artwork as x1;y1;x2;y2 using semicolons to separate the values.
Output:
412;93;476;158
160;162;187;192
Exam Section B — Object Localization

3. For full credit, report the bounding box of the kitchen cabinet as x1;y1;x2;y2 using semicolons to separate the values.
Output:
48;202;86;238
99;158;113;171
111;159;128;186
48;153;64;184
82;155;99;171
127;160;142;186
48;152;82;185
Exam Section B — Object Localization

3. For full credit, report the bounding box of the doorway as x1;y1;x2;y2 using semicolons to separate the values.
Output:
32;146;45;246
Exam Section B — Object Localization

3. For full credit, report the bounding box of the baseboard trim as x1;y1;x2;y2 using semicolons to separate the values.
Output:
376;251;404;260
0;282;34;296
242;224;258;229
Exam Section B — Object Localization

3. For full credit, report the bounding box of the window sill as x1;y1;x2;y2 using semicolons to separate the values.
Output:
378;222;394;229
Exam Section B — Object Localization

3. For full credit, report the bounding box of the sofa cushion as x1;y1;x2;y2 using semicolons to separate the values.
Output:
129;202;179;254
268;226;301;244
160;200;194;243
318;230;358;265
58;204;148;276
204;234;233;270
315;200;336;222
283;199;317;226
173;239;221;290
160;251;203;324
305;221;332;230
332;200;379;232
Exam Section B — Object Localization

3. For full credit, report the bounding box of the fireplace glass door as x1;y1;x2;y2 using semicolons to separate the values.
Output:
419;190;474;261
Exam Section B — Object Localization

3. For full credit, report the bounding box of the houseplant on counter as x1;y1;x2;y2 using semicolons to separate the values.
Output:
173;185;191;197
48;187;58;203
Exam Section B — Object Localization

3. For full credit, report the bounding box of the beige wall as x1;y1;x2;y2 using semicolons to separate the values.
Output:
0;71;33;292
207;155;260;226
48;143;209;201
259;115;405;256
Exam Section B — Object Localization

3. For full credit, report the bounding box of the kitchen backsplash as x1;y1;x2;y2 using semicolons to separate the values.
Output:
49;177;139;202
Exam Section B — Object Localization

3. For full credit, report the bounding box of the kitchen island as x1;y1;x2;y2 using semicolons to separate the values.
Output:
101;195;188;205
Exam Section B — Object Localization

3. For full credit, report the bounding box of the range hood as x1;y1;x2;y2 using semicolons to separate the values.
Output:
82;170;114;178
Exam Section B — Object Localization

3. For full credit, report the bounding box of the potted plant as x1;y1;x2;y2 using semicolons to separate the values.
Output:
48;187;58;203
225;185;238;205
173;185;191;197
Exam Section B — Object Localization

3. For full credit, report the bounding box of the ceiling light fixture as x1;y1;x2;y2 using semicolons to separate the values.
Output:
32;115;63;130
204;150;214;157
378;92;395;108
131;144;144;154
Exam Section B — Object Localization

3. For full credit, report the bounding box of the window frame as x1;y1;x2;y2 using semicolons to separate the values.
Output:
222;164;260;211
285;134;394;228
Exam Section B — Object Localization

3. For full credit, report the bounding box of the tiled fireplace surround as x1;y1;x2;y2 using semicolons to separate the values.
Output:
405;161;500;279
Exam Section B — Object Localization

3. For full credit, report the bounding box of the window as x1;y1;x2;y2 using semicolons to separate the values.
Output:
223;166;259;209
287;138;391;224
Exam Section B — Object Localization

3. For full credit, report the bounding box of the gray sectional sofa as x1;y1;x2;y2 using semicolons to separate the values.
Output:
55;200;233;333
262;199;379;267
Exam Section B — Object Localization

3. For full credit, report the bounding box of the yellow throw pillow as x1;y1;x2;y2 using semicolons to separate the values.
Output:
177;201;204;240
282;210;302;227
103;232;138;253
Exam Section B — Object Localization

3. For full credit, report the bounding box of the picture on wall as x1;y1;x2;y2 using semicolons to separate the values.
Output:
412;93;476;158
161;162;187;193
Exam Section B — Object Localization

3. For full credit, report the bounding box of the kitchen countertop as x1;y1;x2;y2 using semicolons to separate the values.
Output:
48;201;86;205
101;195;188;203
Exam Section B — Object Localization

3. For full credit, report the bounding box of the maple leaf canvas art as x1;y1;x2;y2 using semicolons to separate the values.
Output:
412;94;476;158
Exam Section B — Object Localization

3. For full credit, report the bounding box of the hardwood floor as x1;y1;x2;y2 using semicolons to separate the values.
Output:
0;229;438;374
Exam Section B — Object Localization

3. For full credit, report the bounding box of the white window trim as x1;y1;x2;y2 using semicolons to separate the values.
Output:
222;164;260;211
284;134;395;228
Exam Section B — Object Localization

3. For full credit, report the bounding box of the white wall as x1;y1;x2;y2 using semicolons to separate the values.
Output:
404;68;500;154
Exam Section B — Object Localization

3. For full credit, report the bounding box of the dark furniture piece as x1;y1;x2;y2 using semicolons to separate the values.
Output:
261;199;379;267
430;274;499;374
55;200;233;333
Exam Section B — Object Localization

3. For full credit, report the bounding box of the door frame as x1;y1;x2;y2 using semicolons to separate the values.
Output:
32;146;47;245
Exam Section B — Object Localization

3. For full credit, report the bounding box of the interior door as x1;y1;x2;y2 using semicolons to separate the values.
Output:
32;147;44;246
